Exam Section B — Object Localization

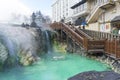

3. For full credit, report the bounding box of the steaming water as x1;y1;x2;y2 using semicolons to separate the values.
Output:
0;31;110;80
45;31;52;53
0;24;38;62
0;53;109;80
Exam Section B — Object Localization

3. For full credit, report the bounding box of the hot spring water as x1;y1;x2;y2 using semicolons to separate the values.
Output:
0;53;109;80
0;25;110;80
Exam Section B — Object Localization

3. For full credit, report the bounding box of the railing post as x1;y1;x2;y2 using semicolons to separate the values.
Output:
100;32;101;39
116;36;120;58
66;35;69;48
60;23;63;42
115;39;117;58
83;38;88;51
110;34;113;54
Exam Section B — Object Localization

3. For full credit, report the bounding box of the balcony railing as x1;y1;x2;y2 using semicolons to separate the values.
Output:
73;3;90;17
86;0;115;23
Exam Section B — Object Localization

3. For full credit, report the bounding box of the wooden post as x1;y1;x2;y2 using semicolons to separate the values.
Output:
61;24;62;42
104;39;107;53
83;37;88;51
115;39;117;58
116;39;120;58
73;41;75;52
66;34;69;49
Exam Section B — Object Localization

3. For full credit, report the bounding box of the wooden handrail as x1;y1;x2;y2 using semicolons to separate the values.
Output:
75;29;93;40
81;29;120;40
51;22;120;59
62;23;84;46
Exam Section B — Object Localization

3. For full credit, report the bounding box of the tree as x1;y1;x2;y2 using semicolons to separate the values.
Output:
44;16;51;24
30;11;51;27
30;12;37;27
31;12;36;22
21;23;25;27
30;22;37;27
35;11;45;26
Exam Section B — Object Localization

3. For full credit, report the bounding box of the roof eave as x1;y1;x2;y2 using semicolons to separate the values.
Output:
71;0;87;9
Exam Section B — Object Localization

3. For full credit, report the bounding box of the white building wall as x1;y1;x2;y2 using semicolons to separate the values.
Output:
97;1;120;32
85;0;120;32
89;22;100;31
52;0;78;22
104;2;120;22
52;2;58;22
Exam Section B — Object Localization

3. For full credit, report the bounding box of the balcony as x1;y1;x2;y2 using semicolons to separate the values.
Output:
72;3;90;18
100;0;115;9
86;0;115;23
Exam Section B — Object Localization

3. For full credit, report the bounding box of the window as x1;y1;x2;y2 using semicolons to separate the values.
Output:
81;5;84;11
78;6;81;12
84;3;87;9
66;3;68;6
66;13;68;16
94;0;97;5
66;8;68;11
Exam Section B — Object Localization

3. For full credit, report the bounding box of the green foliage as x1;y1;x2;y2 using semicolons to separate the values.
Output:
53;40;66;53
112;28;119;35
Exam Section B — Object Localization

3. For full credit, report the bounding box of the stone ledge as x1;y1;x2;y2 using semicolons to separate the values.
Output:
68;71;120;80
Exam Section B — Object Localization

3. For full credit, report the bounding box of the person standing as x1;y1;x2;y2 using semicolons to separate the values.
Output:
112;27;119;35
83;25;85;29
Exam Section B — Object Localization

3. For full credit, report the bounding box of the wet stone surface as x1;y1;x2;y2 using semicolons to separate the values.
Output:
68;71;120;80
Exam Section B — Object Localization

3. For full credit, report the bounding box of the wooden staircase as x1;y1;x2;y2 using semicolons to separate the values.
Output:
51;23;106;53
51;22;120;59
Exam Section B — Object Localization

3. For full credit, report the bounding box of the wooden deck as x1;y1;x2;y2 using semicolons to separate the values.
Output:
50;22;120;59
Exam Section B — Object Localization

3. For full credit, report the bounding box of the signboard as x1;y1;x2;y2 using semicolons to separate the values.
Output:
100;23;111;32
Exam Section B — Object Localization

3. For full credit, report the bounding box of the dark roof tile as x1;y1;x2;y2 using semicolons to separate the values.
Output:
71;0;87;9
111;15;120;22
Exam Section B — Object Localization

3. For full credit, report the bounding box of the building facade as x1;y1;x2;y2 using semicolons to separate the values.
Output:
52;0;120;33
52;0;79;23
71;0;120;32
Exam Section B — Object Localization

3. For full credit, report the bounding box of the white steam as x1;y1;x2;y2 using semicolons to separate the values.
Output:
0;0;31;23
0;24;38;56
